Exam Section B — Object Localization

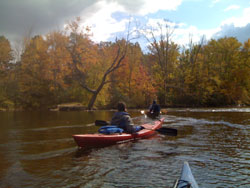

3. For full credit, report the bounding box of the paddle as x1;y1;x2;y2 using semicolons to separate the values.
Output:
95;120;110;126
155;127;177;136
95;118;177;136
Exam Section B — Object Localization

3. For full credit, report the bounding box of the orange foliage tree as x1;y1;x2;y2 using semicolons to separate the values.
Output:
19;35;55;108
110;42;156;107
65;18;134;109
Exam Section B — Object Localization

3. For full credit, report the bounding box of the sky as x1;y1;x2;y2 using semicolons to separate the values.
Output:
0;0;250;50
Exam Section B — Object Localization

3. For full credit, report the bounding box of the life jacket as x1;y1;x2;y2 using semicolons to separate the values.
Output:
98;126;124;134
98;125;142;134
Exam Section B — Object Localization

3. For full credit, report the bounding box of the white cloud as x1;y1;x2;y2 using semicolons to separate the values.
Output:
79;0;183;42
1;0;183;43
213;23;250;43
84;0;249;47
213;7;250;43
80;1;129;42
136;0;182;15
173;25;220;45
221;7;250;27
224;5;240;12
175;6;250;45
142;17;220;46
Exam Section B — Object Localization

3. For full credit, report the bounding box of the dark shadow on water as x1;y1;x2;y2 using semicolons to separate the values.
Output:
73;139;142;158
73;142;132;158
74;147;94;158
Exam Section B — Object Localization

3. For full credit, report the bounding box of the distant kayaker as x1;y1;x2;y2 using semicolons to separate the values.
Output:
148;100;161;117
111;102;141;133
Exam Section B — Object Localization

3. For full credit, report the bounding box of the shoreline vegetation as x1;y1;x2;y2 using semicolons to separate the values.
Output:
0;102;248;112
50;104;249;112
0;19;249;111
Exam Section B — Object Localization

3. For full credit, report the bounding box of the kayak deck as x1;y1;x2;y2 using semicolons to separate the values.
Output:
173;161;199;188
73;118;164;148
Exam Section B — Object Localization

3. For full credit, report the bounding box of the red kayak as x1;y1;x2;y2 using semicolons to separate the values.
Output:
73;118;165;148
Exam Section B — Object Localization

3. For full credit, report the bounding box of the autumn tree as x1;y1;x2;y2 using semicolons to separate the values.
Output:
230;38;250;105
240;39;250;105
19;35;54;109
45;31;75;104
142;20;179;105
175;37;205;106
65;18;131;109
200;37;244;105
109;42;156;107
0;36;13;71
0;36;14;109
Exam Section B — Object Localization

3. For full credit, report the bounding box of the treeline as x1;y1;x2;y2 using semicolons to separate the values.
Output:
0;19;249;110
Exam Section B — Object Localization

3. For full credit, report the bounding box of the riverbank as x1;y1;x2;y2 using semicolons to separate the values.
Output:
1;102;249;112
50;103;87;111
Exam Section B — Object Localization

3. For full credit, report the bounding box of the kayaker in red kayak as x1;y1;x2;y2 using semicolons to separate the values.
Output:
111;102;142;134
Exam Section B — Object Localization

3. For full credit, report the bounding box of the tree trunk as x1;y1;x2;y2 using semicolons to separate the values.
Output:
87;91;98;110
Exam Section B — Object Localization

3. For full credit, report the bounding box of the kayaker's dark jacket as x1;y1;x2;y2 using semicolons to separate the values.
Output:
149;103;161;116
110;111;135;133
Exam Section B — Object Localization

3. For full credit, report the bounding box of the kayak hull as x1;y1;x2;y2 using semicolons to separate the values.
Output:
73;118;164;148
173;161;199;188
146;111;160;119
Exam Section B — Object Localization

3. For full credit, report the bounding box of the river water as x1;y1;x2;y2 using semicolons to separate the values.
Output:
0;108;249;188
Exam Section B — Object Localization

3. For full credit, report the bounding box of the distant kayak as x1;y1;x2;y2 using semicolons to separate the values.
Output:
73;118;165;148
173;161;199;188
146;111;160;119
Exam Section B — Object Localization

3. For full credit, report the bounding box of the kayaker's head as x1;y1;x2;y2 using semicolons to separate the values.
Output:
117;102;126;112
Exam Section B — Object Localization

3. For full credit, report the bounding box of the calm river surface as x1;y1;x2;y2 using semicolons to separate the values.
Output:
0;108;249;188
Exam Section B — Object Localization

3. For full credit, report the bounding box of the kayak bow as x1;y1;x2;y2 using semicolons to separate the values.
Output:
173;161;199;188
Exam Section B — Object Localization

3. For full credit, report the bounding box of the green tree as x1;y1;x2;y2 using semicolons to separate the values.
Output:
175;37;205;106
